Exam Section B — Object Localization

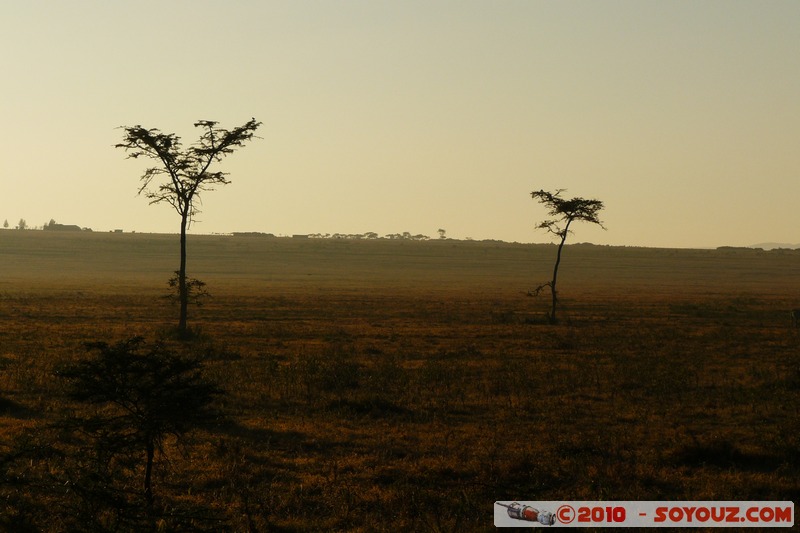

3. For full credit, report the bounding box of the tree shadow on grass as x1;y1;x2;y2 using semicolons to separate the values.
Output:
215;420;333;455
326;396;413;419
0;397;36;419
669;438;792;473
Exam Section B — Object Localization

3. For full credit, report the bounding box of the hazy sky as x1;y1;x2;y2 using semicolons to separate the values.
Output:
2;1;798;248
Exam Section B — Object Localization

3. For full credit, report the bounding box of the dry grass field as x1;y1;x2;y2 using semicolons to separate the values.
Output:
1;230;799;531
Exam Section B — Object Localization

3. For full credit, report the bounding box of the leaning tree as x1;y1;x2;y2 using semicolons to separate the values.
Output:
531;189;605;324
116;119;261;337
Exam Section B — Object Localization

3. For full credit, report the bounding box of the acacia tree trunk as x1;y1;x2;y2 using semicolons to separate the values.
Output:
549;219;572;324
178;214;188;337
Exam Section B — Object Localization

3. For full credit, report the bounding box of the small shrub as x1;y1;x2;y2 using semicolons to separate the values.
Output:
55;336;224;525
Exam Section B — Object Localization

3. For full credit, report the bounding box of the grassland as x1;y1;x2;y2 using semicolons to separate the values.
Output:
1;230;799;531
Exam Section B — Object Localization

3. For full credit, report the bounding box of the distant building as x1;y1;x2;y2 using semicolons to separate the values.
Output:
43;223;82;232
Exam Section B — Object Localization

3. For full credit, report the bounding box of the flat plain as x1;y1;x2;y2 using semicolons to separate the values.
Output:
1;230;799;531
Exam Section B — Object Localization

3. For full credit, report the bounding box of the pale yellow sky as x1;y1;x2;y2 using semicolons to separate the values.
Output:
1;1;798;247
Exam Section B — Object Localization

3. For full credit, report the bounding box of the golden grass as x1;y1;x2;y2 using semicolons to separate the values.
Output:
1;232;799;531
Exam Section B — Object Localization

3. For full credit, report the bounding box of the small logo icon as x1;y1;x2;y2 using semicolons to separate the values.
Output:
496;502;556;525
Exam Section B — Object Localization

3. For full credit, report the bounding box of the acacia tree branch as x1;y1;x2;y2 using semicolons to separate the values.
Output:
527;281;553;297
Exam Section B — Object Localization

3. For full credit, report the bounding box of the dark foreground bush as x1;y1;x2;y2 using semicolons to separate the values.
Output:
2;336;225;532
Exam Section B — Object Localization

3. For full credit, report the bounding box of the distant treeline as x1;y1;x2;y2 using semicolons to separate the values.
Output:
310;232;433;240
2;218;92;231
232;231;442;240
716;245;800;253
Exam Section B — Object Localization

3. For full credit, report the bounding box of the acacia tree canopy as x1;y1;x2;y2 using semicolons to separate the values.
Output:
116;118;261;224
531;189;605;237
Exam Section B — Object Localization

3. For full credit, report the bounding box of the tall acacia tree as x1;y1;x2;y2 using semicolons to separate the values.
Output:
117;119;261;337
531;189;605;324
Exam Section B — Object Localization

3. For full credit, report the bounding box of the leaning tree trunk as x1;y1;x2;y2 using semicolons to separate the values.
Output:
549;220;572;324
178;215;188;337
